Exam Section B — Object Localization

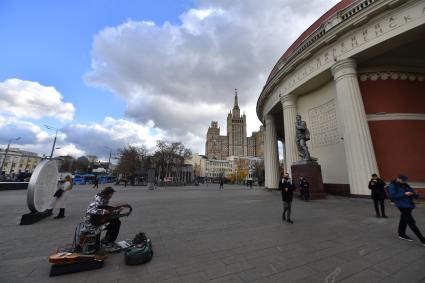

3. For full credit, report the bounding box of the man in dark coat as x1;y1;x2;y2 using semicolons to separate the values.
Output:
368;173;387;218
388;175;425;245
279;173;295;224
299;177;310;201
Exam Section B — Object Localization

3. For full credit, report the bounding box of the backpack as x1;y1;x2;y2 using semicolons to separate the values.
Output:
124;233;153;265
386;182;398;202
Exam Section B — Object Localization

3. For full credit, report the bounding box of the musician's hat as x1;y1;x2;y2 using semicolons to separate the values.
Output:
102;186;116;195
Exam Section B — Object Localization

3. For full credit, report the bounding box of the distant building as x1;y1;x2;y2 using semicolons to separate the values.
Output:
228;155;264;182
92;161;111;172
205;159;233;179
86;155;98;164
247;126;265;158
0;148;42;175
185;154;207;178
187;153;264;183
205;89;264;159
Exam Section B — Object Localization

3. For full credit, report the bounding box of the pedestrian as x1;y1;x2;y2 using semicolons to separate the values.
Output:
124;178;128;187
299;177;310;201
279;173;295;224
368;173;387;218
388;175;425;246
219;178;224;190
93;176;99;189
47;175;73;219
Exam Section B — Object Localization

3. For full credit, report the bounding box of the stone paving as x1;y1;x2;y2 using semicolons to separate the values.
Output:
1;184;425;283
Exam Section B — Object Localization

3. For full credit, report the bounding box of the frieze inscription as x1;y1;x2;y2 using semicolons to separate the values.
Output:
263;0;425;117
280;1;425;94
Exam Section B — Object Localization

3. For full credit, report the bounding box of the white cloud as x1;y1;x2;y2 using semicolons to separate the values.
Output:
84;0;340;153
0;115;168;159
54;144;85;158
0;79;75;121
0;115;49;146
61;117;165;156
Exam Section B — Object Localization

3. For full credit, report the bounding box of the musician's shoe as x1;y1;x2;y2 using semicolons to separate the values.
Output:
103;242;121;253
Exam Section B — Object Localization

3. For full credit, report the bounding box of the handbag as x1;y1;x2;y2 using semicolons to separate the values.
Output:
53;189;64;198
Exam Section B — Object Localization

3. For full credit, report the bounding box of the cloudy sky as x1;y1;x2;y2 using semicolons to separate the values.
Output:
0;0;340;160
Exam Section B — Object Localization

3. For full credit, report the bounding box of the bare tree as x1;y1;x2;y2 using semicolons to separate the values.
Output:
75;156;90;173
59;155;76;173
116;145;148;180
153;140;191;180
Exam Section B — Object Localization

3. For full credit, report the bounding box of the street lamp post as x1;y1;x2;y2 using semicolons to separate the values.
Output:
44;125;59;159
104;146;112;174
0;137;21;174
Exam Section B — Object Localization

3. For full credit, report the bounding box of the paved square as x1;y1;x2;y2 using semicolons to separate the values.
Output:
1;185;425;283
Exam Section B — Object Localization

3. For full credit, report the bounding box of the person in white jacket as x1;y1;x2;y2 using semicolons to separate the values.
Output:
47;175;73;219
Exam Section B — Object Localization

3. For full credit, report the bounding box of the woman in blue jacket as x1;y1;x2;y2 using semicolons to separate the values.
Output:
388;175;425;245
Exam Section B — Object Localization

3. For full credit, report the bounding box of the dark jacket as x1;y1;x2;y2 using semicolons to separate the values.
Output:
279;178;295;202
368;178;386;199
300;180;310;191
388;181;418;209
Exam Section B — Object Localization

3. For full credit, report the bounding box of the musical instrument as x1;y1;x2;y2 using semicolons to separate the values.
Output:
49;252;107;264
90;205;133;226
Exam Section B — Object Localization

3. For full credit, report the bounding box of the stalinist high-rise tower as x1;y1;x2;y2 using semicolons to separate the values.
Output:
227;89;247;157
205;89;264;159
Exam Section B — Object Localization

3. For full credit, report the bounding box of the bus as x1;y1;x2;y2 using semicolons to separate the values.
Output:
73;174;96;185
98;175;116;184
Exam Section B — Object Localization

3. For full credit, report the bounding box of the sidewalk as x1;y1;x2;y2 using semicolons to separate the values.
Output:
0;185;424;282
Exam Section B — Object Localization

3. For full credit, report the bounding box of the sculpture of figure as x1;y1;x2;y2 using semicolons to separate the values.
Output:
295;115;315;161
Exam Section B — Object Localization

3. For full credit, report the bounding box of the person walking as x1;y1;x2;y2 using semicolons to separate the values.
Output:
388;175;425;246
299;177;310;201
92;176;99;189
47;175;73;219
279;173;295;224
368;173;387;218
219;178;224;190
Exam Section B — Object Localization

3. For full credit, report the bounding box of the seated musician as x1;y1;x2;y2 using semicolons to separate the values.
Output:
84;186;131;247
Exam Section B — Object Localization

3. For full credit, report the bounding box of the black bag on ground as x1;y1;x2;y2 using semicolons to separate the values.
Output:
124;233;153;266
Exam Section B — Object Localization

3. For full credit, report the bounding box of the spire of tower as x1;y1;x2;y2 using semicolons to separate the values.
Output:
232;88;240;118
234;88;239;107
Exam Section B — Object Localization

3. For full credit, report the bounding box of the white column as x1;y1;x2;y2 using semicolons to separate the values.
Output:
282;141;287;174
264;114;280;189
264;121;270;188
280;94;298;173
331;58;379;195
